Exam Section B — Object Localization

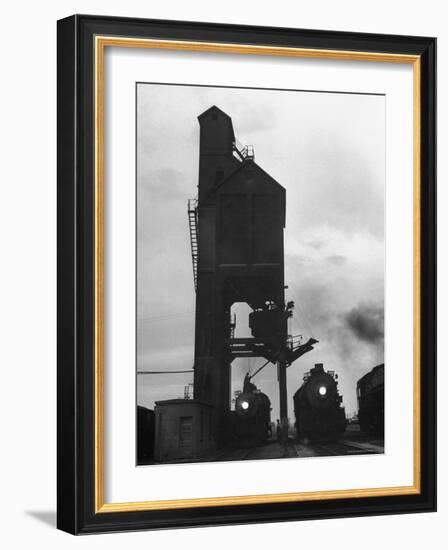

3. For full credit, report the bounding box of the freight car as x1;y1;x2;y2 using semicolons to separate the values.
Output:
357;364;384;435
293;363;346;443
230;375;272;447
137;405;155;464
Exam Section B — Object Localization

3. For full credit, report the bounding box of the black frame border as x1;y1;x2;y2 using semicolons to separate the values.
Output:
57;14;436;534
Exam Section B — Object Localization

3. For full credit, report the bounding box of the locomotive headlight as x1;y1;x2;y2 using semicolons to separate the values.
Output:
241;401;249;410
318;386;327;396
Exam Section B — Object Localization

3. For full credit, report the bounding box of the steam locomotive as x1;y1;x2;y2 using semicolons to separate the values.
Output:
293;363;346;443
230;374;272;446
357;364;384;435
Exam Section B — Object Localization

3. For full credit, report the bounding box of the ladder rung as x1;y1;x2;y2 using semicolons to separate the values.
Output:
187;198;198;292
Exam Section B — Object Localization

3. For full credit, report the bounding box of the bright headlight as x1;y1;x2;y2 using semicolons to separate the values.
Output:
318;386;327;396
241;401;249;410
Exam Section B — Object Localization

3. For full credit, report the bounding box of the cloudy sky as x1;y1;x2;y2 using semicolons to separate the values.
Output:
136;83;385;418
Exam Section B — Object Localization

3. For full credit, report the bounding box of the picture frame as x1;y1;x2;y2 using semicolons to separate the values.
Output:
57;14;436;534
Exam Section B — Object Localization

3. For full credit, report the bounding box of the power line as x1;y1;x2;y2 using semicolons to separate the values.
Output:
139;310;194;323
137;370;194;375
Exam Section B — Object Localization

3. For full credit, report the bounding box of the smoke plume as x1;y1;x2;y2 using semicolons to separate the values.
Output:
344;302;384;343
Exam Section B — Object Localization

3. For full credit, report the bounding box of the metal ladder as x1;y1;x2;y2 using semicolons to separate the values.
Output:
187;198;198;291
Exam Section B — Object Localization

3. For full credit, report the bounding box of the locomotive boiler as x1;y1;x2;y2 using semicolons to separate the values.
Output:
293;363;346;443
357;364;384;435
230;374;272;446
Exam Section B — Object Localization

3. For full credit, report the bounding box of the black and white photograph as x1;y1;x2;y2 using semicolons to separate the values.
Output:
136;83;385;465
51;8;437;537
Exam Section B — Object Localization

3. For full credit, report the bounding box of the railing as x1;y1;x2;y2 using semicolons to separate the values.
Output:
241;144;254;159
233;139;255;162
287;334;304;351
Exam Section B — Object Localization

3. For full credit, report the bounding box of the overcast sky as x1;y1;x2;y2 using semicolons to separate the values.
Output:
136;83;385;418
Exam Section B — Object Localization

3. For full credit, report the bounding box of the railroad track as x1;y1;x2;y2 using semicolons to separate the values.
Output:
292;438;383;458
209;438;384;462
311;440;382;456
217;445;259;461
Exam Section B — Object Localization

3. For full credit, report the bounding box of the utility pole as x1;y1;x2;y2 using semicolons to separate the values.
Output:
278;359;288;452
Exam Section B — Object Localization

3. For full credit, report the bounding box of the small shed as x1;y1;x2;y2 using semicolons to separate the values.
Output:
137;406;155;464
154;400;216;462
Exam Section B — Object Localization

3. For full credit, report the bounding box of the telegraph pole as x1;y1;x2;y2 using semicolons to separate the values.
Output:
278;359;288;452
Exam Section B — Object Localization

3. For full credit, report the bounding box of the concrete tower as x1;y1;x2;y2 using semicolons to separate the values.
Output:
192;106;288;444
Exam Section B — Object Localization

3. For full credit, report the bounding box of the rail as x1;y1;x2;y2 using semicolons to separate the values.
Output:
233;139;255;162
